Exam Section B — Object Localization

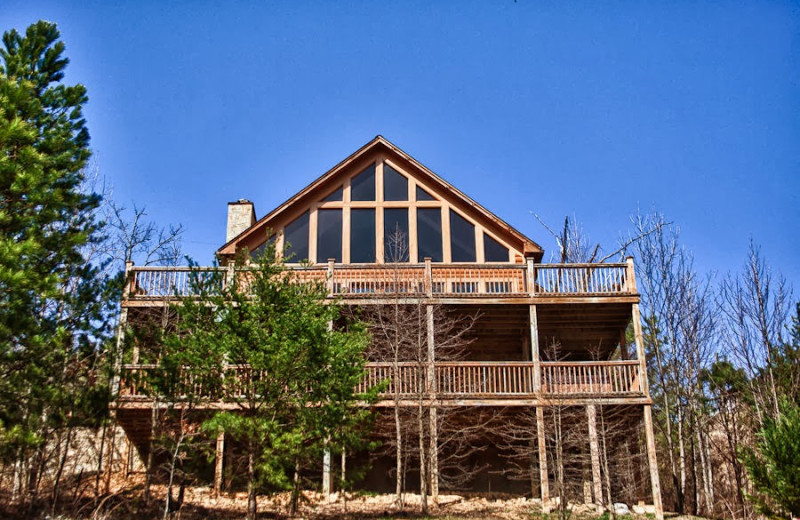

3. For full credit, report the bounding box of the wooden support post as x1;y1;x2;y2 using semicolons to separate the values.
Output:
530;305;541;392
631;303;649;395
536;407;550;512
112;261;133;395
214;431;225;498
426;304;439;503
326;259;335;295
587;405;603;510
323;448;332;496
630;256;662;518
526;256;537;296
628;257;649;394
625;256;637;293
424;257;433;297
644;405;664;520
225;263;235;289
426;305;435;392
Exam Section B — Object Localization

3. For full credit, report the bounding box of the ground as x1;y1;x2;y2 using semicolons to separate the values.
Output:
13;474;662;520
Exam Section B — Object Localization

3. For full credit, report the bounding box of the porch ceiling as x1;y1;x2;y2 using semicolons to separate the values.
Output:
536;303;632;359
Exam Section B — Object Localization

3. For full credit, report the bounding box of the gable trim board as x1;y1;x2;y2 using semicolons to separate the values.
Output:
217;136;543;263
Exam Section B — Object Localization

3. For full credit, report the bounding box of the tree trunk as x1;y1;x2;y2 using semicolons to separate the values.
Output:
701;429;714;514
51;425;75;515
418;400;428;514
164;431;185;520
104;422;117;494
95;422;107;501
247;446;257;520
144;406;157;504
677;406;687;513
394;403;403;509
290;459;301;515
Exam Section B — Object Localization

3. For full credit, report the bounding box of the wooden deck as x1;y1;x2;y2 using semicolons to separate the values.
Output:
117;360;646;409
122;261;635;305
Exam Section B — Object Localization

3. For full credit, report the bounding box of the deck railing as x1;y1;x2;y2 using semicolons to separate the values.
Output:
541;361;642;395
125;261;633;300
534;264;630;295
119;361;644;401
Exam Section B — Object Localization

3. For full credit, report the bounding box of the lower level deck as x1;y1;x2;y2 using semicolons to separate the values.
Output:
116;360;649;410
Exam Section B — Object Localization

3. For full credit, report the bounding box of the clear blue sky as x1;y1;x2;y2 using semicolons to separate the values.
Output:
3;1;799;290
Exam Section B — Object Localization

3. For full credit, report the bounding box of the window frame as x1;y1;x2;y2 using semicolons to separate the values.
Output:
271;157;519;264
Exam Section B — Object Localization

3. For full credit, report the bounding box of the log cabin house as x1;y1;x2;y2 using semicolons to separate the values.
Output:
113;136;663;516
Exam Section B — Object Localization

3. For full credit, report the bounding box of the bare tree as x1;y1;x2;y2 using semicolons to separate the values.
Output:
719;240;792;426
702;358;755;520
532;212;668;264
364;228;479;512
103;201;184;269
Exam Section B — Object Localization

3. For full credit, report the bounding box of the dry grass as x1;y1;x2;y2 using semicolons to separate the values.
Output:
2;474;656;520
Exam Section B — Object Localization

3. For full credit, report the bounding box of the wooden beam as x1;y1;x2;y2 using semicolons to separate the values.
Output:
309;207;318;263
587;404;603;510
631;303;650;396
643;405;664;520
536;406;550;512
342;204;351;264
530;305;541;392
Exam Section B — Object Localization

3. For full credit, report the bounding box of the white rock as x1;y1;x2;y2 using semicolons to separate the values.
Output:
613;502;631;515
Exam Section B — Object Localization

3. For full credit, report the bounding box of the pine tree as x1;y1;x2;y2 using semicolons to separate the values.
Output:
157;246;374;520
740;399;800;519
0;21;110;509
737;305;800;519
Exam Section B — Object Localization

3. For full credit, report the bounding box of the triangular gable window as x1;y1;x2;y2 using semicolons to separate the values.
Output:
322;186;343;202
484;233;509;262
383;164;408;201
351;164;376;201
416;186;435;201
450;210;476;262
284;211;309;262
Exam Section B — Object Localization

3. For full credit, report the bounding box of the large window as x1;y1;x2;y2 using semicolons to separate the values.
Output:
383;164;408;201
284;211;309;262
322;185;343;202
417;208;442;262
250;235;275;259
351;164;375;201
484;233;509;262
350;209;375;263
317;209;342;262
450;210;476;262
384;208;409;262
275;161;517;265
416;185;435;201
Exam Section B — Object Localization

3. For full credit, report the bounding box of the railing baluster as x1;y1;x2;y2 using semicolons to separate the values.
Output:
119;361;645;403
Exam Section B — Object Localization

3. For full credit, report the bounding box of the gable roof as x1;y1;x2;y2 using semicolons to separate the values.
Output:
217;135;544;260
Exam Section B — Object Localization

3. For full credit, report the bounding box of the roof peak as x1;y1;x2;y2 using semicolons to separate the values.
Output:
217;137;543;259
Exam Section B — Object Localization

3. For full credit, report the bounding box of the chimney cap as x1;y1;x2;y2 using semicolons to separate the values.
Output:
229;199;253;205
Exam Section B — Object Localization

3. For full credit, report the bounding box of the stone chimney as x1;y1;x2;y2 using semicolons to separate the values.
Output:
226;199;256;242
